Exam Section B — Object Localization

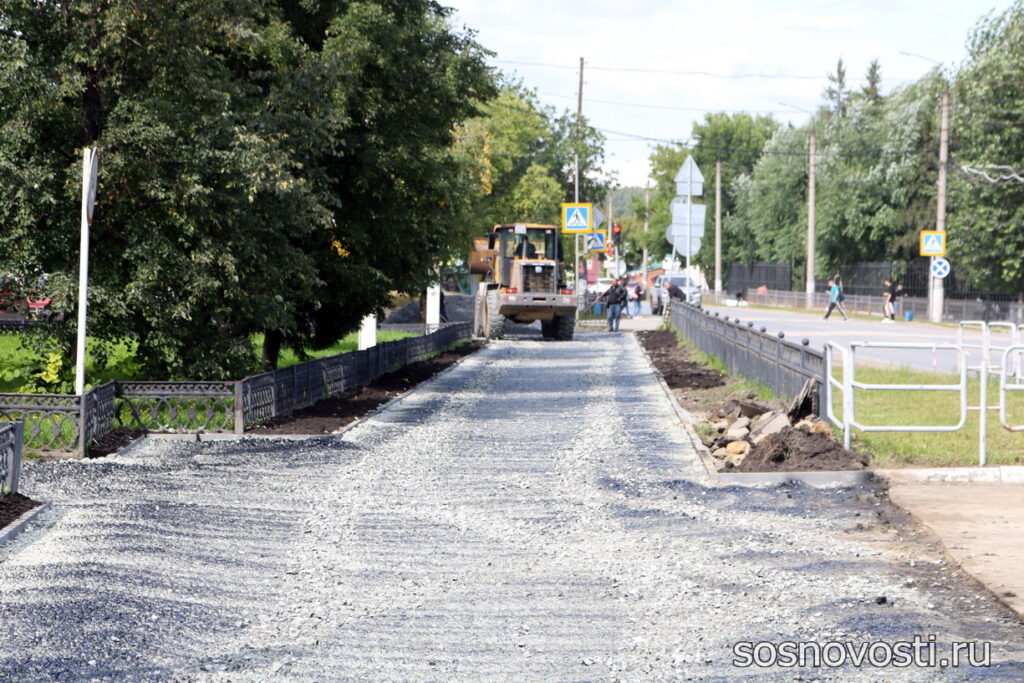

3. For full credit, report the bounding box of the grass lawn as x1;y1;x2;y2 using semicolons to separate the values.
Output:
829;364;1024;468
0;329;418;393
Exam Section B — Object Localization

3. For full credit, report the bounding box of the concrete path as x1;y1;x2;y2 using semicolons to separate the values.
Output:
2;331;1023;679
886;480;1024;617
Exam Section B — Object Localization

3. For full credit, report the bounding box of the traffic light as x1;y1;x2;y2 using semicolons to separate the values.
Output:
611;223;622;244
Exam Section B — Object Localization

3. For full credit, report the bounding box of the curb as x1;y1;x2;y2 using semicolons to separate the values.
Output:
877;466;1024;484
0;502;50;547
331;340;486;439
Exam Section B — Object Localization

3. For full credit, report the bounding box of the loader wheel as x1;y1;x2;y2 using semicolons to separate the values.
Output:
485;290;505;340
554;314;575;341
541;319;556;338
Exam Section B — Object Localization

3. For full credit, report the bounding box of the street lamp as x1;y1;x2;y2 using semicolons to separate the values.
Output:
780;102;817;308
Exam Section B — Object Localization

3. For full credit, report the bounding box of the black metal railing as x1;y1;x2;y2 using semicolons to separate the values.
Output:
670;302;824;411
0;322;474;454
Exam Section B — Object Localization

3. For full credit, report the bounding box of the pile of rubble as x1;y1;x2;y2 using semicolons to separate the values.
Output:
695;381;869;472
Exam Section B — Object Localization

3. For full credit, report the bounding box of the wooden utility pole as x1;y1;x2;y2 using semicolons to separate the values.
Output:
805;130;816;307
714;158;722;294
929;89;949;323
642;183;650;291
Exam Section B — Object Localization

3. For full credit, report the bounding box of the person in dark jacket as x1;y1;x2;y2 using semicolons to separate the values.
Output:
600;278;628;331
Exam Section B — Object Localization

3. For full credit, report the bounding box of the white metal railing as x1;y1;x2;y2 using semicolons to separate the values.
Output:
1000;345;1024;432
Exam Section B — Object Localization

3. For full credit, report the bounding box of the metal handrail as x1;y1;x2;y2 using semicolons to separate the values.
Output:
1000;345;1024;432
848;342;969;433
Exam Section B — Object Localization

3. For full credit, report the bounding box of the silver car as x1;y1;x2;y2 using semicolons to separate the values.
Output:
650;275;702;314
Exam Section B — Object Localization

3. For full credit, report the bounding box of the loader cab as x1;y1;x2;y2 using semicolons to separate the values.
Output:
490;225;560;261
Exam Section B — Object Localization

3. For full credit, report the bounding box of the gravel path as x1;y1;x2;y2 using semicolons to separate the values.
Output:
2;330;1023;680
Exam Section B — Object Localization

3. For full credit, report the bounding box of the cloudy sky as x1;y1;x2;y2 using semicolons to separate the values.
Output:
447;0;1016;187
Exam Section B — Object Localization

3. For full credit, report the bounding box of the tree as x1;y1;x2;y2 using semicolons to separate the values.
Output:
824;58;850;117
0;0;497;380
638;113;778;274
860;59;883;104
950;1;1024;297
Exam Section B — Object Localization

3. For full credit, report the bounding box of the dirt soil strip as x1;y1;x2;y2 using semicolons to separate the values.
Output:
251;341;485;435
0;493;41;532
636;329;869;473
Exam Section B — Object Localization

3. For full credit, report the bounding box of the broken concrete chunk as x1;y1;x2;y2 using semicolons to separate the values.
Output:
750;411;791;444
726;440;750;456
731;416;751;430
726;426;750;440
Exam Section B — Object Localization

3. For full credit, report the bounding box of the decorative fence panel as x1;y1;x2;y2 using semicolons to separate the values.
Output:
116;382;236;433
1;421;24;497
670;302;824;411
0;321;475;453
0;393;80;452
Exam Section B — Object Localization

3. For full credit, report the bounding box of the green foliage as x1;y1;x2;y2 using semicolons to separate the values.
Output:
0;0;498;380
950;1;1024;296
640;113;778;272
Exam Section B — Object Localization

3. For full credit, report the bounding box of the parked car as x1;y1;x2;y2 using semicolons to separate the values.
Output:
590;277;614;297
650;274;702;314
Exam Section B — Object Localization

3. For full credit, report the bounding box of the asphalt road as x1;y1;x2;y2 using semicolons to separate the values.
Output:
2;331;1023;680
704;304;1020;374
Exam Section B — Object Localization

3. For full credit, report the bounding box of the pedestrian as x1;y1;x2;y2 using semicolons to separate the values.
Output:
600;277;628;331
894;283;905;319
882;278;897;323
823;278;848;321
625;280;637;319
632;280;644;317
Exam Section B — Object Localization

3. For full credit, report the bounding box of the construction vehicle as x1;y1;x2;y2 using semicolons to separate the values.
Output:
469;223;576;340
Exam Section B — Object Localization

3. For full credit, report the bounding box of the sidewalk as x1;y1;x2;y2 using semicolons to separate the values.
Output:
885;477;1024;617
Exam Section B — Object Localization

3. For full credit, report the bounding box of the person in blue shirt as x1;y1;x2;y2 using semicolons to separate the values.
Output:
823;278;848;321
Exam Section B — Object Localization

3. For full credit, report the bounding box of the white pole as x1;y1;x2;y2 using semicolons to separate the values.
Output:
75;148;96;396
358;314;377;350
425;284;441;334
686;156;693;278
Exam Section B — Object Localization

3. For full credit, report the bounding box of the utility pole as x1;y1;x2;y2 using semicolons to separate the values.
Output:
929;89;949;323
575;57;584;303
608;193;615;277
805;130;816;308
642;183;650;292
714;158;722;294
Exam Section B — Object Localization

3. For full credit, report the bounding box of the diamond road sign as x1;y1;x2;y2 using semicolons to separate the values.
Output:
561;203;592;233
920;230;946;257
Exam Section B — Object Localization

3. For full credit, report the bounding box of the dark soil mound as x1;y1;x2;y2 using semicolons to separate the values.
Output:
88;427;146;459
0;492;41;530
735;426;869;472
252;341;484;434
385;293;475;324
637;330;725;390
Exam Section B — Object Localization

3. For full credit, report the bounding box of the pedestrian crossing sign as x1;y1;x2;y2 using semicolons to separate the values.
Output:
561;203;593;233
585;231;606;252
920;230;946;257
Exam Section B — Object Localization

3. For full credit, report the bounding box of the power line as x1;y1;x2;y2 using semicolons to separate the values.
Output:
959;164;1024;184
495;59;918;83
538;91;798;115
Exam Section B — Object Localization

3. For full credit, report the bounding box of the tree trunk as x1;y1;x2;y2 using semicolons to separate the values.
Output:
261;330;283;371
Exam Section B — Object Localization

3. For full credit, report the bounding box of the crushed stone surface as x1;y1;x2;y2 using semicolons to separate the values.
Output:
1;330;1022;680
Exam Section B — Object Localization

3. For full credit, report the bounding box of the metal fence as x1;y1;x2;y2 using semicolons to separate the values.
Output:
1;421;24;498
0;322;473;454
705;289;1024;324
669;302;825;410
724;259;1018;302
